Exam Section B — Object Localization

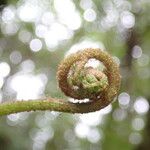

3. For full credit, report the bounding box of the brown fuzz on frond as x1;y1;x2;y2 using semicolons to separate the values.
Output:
57;48;121;112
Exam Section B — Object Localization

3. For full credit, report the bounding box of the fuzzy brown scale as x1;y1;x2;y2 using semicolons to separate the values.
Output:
57;48;121;112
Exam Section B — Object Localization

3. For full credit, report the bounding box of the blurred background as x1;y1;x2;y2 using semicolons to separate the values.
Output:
0;0;150;150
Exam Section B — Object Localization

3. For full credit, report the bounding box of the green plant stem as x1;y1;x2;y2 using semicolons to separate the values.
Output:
0;99;71;116
0;98;109;116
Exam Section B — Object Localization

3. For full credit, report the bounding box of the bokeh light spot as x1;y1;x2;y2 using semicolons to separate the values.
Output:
129;132;142;145
113;108;127;121
10;74;45;100
2;6;15;23
87;128;101;143
30;39;43;52
75;123;90;138
132;118;145;131
134;97;149;115
121;11;135;28
132;45;142;59
80;0;93;10
118;92;130;108
41;12;54;26
83;9;97;22
0;62;11;78
10;51;22;64
35;24;47;38
18;29;32;43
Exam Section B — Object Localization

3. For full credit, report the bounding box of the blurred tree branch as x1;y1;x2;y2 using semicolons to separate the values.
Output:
122;28;138;93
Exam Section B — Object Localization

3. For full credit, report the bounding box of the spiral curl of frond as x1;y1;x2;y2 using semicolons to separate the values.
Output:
57;48;121;112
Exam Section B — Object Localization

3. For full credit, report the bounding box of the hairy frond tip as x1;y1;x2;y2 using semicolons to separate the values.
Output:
57;48;121;112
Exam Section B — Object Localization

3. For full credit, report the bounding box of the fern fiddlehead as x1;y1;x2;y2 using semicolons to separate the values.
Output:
0;48;121;116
